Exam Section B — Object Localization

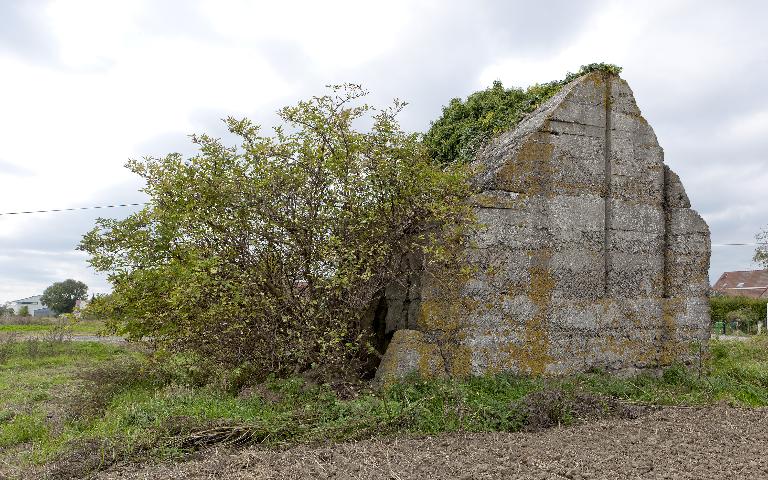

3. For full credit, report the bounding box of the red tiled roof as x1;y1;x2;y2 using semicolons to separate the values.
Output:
713;270;768;299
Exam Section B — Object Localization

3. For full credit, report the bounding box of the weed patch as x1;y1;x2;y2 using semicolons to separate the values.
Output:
513;388;647;432
0;413;48;448
2;337;768;479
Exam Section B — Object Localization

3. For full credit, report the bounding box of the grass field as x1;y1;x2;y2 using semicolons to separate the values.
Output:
0;317;105;336
1;330;767;479
0;337;137;478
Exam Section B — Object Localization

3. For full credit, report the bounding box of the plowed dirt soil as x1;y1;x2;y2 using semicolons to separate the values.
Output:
96;407;768;480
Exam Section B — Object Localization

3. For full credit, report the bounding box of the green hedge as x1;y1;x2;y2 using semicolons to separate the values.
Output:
710;296;768;324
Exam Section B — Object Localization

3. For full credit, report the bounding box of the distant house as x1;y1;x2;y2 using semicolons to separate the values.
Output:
6;295;48;315
712;270;768;298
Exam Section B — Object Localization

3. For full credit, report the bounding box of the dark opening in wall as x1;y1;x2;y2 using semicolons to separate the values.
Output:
371;295;391;356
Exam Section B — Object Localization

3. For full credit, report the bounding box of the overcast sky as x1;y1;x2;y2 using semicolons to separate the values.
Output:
1;0;766;303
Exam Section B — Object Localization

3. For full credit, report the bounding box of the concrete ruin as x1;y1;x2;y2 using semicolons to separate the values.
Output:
375;72;710;383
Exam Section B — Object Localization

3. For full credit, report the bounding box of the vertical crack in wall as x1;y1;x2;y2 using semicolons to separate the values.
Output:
603;74;612;296
662;166;670;298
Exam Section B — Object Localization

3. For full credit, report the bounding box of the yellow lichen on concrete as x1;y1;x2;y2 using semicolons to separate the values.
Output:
416;295;478;378
374;329;446;388
471;192;523;209
495;140;554;195
590;300;666;368
589;71;605;89
505;249;553;375
448;344;474;377
660;298;682;365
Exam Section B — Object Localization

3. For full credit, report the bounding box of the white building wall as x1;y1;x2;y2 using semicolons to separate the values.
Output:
9;295;45;315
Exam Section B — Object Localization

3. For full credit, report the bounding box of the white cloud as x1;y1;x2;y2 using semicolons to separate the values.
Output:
199;0;416;71
476;2;655;88
725;110;768;141
45;0;143;70
1;0;767;300
0;16;294;212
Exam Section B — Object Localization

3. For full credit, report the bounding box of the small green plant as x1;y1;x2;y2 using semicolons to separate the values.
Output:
561;62;622;82
44;313;77;342
18;306;30;317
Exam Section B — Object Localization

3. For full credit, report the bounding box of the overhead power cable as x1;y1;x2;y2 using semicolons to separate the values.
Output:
0;205;764;249
712;243;759;247
0;203;145;216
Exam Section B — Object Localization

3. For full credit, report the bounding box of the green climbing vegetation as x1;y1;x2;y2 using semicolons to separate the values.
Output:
424;63;622;164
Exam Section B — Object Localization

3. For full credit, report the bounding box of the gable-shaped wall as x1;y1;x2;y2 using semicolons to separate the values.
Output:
376;72;710;382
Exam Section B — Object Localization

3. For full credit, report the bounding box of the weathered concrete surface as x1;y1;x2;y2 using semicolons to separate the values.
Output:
376;72;710;384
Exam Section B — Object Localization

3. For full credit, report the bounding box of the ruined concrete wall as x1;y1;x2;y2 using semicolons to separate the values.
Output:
376;72;710;384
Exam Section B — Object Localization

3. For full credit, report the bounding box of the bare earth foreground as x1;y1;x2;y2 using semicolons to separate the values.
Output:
96;407;768;480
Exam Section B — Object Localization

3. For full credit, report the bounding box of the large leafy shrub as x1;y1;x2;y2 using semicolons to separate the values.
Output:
79;85;474;379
